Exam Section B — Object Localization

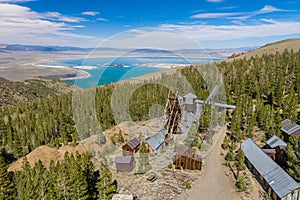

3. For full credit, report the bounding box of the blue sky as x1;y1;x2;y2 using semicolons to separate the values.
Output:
0;0;300;48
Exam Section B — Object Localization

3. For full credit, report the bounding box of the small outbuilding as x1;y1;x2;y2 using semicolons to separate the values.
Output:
112;194;137;200
122;138;140;156
115;156;135;172
265;135;287;165
266;135;287;149
174;144;202;171
281;119;300;141
262;149;276;160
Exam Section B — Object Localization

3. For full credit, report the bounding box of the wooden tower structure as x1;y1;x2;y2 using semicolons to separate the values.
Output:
164;90;182;134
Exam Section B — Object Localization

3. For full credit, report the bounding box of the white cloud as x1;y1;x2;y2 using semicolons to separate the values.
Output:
0;0;33;2
96;17;109;22
191;5;285;20
160;20;300;43
100;28;201;50
0;3;98;47
260;5;281;13
191;12;238;19
81;11;99;16
259;18;277;24
206;0;223;2
41;12;86;23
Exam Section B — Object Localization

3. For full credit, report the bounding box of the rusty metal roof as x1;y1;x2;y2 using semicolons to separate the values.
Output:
281;119;300;136
125;138;140;149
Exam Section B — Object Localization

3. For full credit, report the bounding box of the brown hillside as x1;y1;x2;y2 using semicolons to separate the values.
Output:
0;77;78;108
230;38;300;60
8;144;87;171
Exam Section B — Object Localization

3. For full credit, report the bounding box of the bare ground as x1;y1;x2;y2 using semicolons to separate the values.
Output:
8;144;87;171
180;126;238;200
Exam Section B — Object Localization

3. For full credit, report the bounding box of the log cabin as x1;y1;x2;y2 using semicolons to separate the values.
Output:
122;138;140;156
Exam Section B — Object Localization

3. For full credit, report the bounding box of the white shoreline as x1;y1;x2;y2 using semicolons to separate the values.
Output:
139;63;189;68
36;64;69;69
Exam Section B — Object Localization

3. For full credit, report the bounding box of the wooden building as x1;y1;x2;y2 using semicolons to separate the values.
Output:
281;119;300;141
122;138;140;156
266;135;287;149
145;128;168;156
265;135;287;166
174;144;202;171
262;149;276;160
115;156;135;172
242;138;300;200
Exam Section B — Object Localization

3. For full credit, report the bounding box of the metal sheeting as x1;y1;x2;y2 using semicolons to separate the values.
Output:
281;119;300;136
115;156;133;164
183;93;197;105
242;138;299;198
112;194;133;200
182;111;199;126
126;138;140;149
146;129;167;151
266;135;287;148
214;102;236;109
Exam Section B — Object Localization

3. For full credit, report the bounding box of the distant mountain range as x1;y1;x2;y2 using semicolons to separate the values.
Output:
0;44;256;56
0;44;93;52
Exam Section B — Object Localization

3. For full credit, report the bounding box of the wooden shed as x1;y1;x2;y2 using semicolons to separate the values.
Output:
281;119;300;141
262;149;276;160
112;194;137;200
174;144;202;171
122;138;140;156
115;156;135;172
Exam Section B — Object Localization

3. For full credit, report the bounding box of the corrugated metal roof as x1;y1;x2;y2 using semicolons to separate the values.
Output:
195;100;205;104
126;138;140;149
146;129;167;151
242;138;299;198
214;102;236;109
266;135;287;148
112;194;133;200
281;119;300;136
183;111;199;125
115;156;133;164
205;85;219;103
183;93;197;99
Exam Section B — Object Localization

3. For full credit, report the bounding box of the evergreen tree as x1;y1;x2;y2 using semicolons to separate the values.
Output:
0;155;14;199
138;142;151;174
96;162;116;200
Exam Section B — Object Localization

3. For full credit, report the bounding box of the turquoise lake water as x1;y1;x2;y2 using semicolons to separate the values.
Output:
44;56;219;88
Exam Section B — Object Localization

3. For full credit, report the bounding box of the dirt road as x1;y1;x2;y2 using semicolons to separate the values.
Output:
180;126;238;200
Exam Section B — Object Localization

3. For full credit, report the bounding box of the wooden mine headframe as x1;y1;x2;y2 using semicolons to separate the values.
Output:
164;90;182;134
